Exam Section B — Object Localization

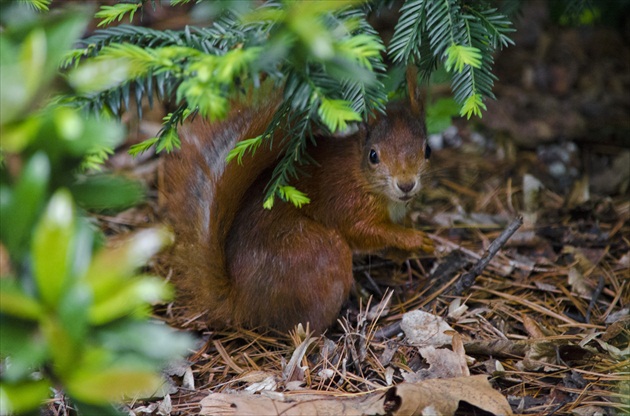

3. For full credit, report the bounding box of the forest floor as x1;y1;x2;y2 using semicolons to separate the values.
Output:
92;3;629;415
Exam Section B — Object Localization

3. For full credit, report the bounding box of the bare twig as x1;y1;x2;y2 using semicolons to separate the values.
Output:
585;276;606;323
450;216;523;297
374;321;402;340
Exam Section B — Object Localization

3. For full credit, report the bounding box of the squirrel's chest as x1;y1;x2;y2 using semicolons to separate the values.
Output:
388;200;409;224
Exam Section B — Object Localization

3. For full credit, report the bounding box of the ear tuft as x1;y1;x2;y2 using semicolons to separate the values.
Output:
405;65;425;118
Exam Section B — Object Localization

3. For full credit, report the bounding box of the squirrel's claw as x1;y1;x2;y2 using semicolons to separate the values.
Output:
420;232;435;254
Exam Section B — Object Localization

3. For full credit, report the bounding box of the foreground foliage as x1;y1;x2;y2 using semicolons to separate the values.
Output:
0;6;193;415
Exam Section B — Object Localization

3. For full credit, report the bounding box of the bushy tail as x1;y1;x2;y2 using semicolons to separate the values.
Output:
163;99;280;325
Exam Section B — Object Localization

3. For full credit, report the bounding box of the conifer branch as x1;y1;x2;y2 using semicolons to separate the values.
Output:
65;0;513;208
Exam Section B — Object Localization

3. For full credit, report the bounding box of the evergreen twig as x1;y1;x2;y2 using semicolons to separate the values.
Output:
66;0;514;207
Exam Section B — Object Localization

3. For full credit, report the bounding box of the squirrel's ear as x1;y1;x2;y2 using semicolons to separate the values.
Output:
358;122;370;143
406;65;426;118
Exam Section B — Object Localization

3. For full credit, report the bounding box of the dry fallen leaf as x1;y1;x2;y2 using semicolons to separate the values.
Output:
521;313;550;338
199;375;512;415
403;346;467;382
401;310;454;346
382;376;513;416
283;335;316;382
568;267;592;297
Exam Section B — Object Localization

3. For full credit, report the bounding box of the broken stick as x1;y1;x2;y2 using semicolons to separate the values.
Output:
449;216;523;297
374;216;523;340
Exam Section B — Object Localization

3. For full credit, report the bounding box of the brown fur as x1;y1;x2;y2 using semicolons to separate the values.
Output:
164;95;432;333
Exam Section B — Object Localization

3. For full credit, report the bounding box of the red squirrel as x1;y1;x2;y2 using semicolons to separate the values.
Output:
164;90;433;333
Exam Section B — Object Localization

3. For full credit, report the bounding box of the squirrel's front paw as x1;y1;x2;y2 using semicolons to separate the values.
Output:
380;247;417;264
418;231;434;254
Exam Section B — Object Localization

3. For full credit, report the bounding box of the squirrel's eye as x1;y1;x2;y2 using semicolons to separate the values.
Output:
424;143;432;160
369;148;379;164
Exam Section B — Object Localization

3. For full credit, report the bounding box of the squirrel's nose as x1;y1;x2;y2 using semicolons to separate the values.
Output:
396;180;416;194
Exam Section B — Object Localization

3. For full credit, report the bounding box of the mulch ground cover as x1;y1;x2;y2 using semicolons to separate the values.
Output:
87;3;629;415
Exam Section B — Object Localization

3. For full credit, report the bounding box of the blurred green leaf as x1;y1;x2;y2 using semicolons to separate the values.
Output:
55;109;125;157
20;27;47;101
22;0;52;12
71;174;145;211
0;9;88;124
82;228;173;325
53;106;85;141
89;277;172;325
0;34;33;125
0;379;51;415
0;115;43;153
0;152;50;259
57;283;92;344
67;366;163;404
285;1;361;60
40;315;78;377
336;34;384;71
97;321;194;363
128;137;159;157
177;78;228;120
1;7;194;415
214;47;261;83
0;279;42;320
65;219;97;287
155;127;181;153
426;97;459;134
67;58;131;95
81;145;115;172
0;316;47;381
32;189;75;308
73;400;125;416
240;5;285;24
95;43;158;79
84;228;172;296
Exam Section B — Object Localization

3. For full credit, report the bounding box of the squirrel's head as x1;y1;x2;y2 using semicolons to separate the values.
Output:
361;101;430;204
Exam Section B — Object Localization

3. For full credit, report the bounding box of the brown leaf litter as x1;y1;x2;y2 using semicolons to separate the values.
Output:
105;128;628;416
75;3;629;415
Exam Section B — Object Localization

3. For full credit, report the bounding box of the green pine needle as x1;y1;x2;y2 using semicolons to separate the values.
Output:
444;44;482;73
460;93;486;119
61;49;88;69
263;195;275;210
129;137;159;157
20;0;51;11
278;185;311;208
96;43;157;79
388;0;426;63
317;97;362;132
155;128;181;153
95;4;142;28
177;79;228;121
65;0;515;207
337;34;385;70
81;146;114;171
214;47;262;83
226;136;264;165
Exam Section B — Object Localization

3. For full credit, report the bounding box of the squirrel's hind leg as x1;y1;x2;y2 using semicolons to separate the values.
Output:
227;220;353;334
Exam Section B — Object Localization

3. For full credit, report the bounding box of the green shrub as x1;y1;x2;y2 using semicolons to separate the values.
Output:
0;5;193;415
